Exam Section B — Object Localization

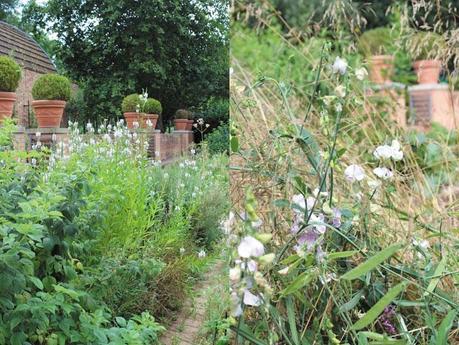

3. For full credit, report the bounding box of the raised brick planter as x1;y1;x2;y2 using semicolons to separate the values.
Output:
12;127;194;161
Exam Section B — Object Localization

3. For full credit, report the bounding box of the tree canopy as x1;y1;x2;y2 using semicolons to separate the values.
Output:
32;0;228;124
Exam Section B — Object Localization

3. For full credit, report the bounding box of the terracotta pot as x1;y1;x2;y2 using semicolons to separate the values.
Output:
0;92;16;123
143;114;159;129
186;119;193;131
413;59;442;84
174;119;188;130
369;55;394;84
32;100;66;128
124;112;143;129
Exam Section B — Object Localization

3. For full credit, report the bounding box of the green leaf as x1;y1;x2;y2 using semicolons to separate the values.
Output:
351;282;407;330
328;250;359;260
230;324;267;345
339;289;365;313
341;243;404;280
29;276;43;290
286;297;300;345
424;255;447;297
433;309;457;345
230;136;239;153
280;269;316;296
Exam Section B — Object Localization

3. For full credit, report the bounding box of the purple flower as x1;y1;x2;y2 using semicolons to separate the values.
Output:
379;305;397;335
332;208;341;228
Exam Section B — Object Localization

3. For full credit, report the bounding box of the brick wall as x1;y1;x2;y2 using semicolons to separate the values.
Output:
12;128;194;162
15;69;42;127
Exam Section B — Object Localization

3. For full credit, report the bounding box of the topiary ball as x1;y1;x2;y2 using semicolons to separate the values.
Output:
0;56;22;92
121;94;141;113
358;28;394;56
410;32;446;60
32;74;71;101
175;109;192;119
144;98;162;114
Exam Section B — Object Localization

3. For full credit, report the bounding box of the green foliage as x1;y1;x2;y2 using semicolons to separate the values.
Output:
121;93;140;113
193;96;229;129
175;109;192;119
0;118;228;343
0;55;21;92
31;73;71;100
206;123;229;155
358;27;394;56
44;0;229;123
410;32;446;60
144;98;162;114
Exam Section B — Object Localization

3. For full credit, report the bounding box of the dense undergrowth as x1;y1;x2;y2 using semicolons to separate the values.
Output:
224;5;459;345
0;119;229;344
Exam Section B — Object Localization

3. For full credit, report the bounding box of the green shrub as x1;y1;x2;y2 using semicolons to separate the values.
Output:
206;123;229;155
121;93;141;113
175;109;192;119
193;97;229;129
410;31;446;60
358;27;394;56
144;98;162;114
32;73;71;100
0;56;21;92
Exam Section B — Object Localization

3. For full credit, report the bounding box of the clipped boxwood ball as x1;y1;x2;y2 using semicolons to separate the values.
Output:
175;109;192;119
144;98;162;114
121;93;141;113
0;56;22;92
32;74;71;101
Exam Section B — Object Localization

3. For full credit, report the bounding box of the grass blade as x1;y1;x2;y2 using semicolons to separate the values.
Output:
341;243;404;280
432;309;457;345
424;255;447;297
351;282;407;330
286;296;300;345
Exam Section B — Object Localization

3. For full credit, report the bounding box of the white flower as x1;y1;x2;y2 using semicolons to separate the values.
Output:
373;167;393;180
179;247;185;254
335;103;343;113
292;194;315;214
198;249;206;258
355;67;368;80
335;85;346;98
243;290;262;306
332;56;347;75
309;213;326;234
412;238;429;250
278;267;289;275
146;119;153;127
133;121;139;129
51;133;57;142
190;148;196;155
229;267;241;282
374;140;403;161
367;179;381;191
373;145;393;160
35;132;41;138
238;236;265;258
344;164;366;182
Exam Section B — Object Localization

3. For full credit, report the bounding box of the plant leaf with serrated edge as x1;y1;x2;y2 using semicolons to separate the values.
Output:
351;282;407;330
341;243;404;280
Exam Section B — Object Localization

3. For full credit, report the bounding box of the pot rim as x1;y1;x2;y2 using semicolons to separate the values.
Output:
32;100;67;105
0;91;17;98
413;59;442;68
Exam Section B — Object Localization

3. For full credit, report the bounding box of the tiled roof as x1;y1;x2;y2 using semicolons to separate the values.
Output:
0;21;56;74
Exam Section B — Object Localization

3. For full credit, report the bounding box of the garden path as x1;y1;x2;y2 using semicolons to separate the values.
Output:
159;260;225;345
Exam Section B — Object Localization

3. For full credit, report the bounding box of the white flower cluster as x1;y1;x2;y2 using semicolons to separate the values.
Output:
344;139;403;184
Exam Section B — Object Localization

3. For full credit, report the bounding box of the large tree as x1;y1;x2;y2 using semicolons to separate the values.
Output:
0;0;18;21
44;0;229;124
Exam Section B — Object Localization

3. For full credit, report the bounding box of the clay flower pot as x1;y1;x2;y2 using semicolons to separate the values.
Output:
124;112;143;129
0;91;17;123
32;100;66;128
369;55;394;84
143;114;159;129
174;119;188;130
413;59;441;84
186;119;193;130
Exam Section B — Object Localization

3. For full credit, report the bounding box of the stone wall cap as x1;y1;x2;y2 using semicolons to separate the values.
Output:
371;82;406;91
26;128;69;134
408;83;450;91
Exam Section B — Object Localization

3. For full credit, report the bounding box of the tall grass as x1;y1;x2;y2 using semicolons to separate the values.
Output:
227;4;458;344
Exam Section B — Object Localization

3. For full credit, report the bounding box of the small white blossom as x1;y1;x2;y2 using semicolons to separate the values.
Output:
344;164;366;182
335;85;346;98
198;249;206;258
238;236;265;258
355;67;368;80
373;167;393;180
243;290;262;306
332;56;347;75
